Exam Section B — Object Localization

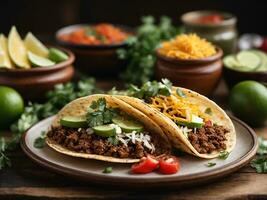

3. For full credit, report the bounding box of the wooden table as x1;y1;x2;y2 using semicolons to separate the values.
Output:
1;80;266;200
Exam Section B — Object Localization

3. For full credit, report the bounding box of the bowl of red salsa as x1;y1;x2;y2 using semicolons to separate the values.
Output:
56;23;133;77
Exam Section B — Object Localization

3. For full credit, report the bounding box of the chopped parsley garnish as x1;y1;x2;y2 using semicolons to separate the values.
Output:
176;88;186;98
251;137;267;173
103;166;113;174
219;150;229;160
257;137;267;155
206;162;216;167
34;131;46;149
86;98;118;127
251;157;267;173
204;107;212;115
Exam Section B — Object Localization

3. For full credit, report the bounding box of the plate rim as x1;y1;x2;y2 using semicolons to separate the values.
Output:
21;115;258;187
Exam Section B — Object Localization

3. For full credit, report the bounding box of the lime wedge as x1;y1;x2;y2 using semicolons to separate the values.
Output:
223;55;241;69
8;26;30;68
24;32;49;57
60;116;87;128
0;34;13;68
28;51;55;67
92;125;116;137
48;48;68;63
236;51;261;71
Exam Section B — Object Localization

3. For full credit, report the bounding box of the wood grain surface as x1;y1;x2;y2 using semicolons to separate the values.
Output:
0;80;267;200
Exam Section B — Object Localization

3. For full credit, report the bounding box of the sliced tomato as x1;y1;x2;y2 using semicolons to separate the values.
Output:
131;155;159;174
159;156;180;174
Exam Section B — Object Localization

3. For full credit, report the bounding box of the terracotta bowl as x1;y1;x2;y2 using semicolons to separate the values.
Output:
0;47;75;101
155;47;223;96
56;24;133;77
224;67;267;88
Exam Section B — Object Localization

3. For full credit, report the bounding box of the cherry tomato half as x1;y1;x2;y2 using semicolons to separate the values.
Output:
159;156;180;174
131;155;159;174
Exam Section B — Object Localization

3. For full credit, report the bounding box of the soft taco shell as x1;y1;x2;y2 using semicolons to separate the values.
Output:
46;94;171;163
116;87;236;159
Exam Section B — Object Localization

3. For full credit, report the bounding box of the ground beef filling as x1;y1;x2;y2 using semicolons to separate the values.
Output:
47;126;169;159
188;125;228;154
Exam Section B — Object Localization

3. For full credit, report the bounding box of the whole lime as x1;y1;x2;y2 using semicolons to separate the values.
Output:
0;86;24;129
229;81;267;126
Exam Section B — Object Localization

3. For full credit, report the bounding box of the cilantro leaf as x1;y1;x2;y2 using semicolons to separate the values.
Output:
127;79;172;101
118;16;183;85
251;157;267;173
86;98;117;127
34;131;46;149
103;166;113;173
257;137;267;155
219;151;230;160
206;162;216;167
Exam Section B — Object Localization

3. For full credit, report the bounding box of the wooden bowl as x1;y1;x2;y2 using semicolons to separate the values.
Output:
0;47;75;101
56;24;132;77
155;47;223;96
224;67;267;88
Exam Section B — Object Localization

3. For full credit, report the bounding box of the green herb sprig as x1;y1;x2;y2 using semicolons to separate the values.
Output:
251;137;267;173
34;131;46;149
109;79;172;101
0;77;100;170
206;162;216;167
118;16;183;85
86;98;118;127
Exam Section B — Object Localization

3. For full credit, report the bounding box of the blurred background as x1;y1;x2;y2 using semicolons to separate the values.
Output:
1;0;267;37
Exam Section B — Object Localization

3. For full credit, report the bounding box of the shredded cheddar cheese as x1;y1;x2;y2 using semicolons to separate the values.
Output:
150;92;210;123
158;34;216;59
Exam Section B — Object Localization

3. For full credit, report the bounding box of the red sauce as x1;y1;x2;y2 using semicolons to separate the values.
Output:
59;23;130;45
196;14;224;24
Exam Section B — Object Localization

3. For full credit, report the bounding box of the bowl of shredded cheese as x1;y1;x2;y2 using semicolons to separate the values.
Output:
155;34;223;96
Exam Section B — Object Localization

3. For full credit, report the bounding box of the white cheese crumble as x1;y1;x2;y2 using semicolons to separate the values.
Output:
115;130;155;153
178;126;192;138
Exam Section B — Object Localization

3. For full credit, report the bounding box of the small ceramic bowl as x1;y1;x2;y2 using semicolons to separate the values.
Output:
181;10;238;55
224;67;267;88
155;47;223;96
0;47;75;101
56;24;133;77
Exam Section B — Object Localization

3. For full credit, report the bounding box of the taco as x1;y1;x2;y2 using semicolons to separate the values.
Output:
46;94;171;163
116;87;236;159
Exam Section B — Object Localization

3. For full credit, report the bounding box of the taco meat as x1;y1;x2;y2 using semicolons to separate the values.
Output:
188;125;228;154
47;126;170;159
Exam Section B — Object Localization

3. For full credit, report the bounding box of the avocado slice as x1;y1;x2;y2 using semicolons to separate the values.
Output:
60;116;87;128
112;117;144;133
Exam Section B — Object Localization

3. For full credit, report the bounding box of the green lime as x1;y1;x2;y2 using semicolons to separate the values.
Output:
229;81;267;126
24;32;49;57
0;86;24;129
28;51;55;67
48;48;68;63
